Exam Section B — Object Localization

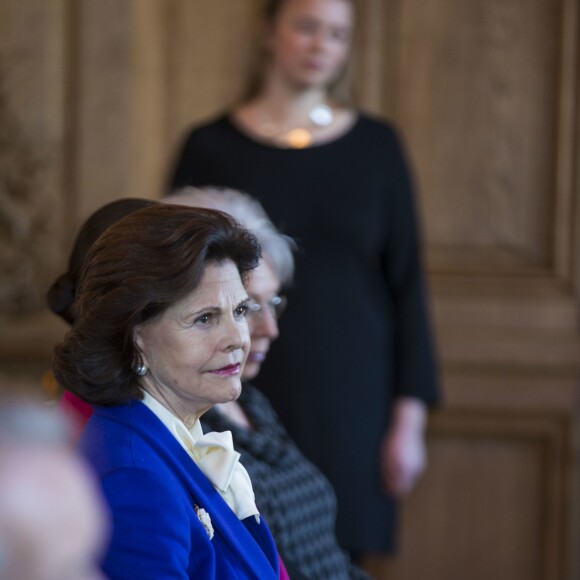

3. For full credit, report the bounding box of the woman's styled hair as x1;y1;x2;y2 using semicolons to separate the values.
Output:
241;0;356;105
47;198;157;325
52;205;261;406
166;186;296;286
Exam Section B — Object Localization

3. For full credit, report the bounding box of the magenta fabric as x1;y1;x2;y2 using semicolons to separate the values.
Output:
58;391;93;437
278;555;290;580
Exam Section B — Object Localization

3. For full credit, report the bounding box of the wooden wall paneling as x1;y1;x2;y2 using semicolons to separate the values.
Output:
164;0;257;170
554;0;579;282
0;0;72;393
569;407;580;580
364;409;574;580
0;0;171;387
360;1;580;579
393;0;563;272
567;0;580;300
74;0;132;220
128;0;167;200
352;0;386;114
163;0;205;159
433;281;580;373
0;0;69;313
73;0;173;215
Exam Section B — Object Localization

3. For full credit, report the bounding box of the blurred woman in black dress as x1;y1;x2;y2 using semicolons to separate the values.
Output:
169;0;440;558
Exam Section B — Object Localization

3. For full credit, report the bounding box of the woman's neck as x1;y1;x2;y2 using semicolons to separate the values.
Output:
234;73;354;148
141;379;203;431
254;90;326;121
243;68;329;124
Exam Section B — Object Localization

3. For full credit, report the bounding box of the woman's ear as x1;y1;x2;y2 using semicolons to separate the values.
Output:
133;326;148;366
133;326;143;348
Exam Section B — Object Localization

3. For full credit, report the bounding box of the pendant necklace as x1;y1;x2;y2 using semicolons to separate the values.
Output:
260;104;335;149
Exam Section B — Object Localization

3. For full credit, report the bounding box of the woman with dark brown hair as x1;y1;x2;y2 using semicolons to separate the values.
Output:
47;197;156;430
52;204;280;579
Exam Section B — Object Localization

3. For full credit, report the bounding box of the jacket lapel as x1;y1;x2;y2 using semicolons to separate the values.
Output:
94;403;278;580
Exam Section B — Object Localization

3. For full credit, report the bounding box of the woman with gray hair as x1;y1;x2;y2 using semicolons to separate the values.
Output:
166;187;368;580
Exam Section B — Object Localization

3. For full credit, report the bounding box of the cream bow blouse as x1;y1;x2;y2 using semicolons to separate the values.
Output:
141;391;260;522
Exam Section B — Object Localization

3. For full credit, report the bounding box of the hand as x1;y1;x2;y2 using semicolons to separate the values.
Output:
380;397;427;497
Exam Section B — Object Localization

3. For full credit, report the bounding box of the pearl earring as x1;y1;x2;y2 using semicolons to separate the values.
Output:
135;362;148;376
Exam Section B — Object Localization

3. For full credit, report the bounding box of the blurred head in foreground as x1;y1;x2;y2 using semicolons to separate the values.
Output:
0;402;109;580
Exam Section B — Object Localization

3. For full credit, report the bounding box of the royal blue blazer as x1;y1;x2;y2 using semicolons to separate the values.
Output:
79;401;280;580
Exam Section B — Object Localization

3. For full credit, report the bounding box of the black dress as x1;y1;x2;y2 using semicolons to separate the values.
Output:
170;113;440;553
201;385;368;580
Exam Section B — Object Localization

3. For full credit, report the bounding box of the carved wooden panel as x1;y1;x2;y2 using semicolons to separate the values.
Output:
393;0;558;268
388;0;575;276
0;0;68;316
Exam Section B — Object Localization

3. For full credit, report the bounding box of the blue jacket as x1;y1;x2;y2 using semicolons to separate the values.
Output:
79;401;280;579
